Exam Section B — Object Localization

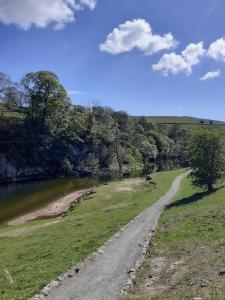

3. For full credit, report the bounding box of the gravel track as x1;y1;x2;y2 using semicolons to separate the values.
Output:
39;173;185;300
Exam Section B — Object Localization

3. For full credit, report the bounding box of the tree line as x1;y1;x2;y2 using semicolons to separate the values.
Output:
0;71;191;181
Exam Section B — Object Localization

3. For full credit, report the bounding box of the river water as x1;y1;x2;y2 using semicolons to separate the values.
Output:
0;160;182;225
0;177;101;225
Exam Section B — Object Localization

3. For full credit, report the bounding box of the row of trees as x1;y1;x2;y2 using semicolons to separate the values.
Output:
0;71;190;180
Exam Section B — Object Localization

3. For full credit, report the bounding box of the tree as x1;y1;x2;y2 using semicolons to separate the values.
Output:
0;72;10;101
174;128;191;163
110;111;132;180
20;71;72;173
21;71;70;127
151;132;174;158
188;130;225;192
0;72;21;109
140;138;158;175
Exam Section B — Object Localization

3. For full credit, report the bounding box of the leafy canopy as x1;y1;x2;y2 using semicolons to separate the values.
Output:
188;130;225;191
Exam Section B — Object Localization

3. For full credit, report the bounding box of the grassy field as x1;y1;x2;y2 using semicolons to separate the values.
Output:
146;116;225;125
0;169;182;300
132;116;225;134
125;177;225;300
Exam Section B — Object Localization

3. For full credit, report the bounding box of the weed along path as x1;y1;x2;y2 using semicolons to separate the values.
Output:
35;173;185;300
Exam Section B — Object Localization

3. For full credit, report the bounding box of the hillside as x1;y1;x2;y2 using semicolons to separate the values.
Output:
146;115;225;125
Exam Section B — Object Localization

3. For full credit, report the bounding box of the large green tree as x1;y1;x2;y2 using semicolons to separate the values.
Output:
21;71;73;173
188;130;225;191
21;71;70;127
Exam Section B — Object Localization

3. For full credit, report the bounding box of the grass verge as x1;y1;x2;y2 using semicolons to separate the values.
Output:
0;169;181;299
125;177;225;300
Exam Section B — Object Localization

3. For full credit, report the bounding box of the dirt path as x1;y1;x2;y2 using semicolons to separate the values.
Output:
8;189;89;225
35;173;185;300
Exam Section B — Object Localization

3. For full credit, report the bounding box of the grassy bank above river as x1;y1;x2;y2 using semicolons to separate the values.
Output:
125;177;225;299
0;169;182;299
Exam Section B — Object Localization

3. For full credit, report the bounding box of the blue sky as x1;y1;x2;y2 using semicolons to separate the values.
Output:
0;0;225;120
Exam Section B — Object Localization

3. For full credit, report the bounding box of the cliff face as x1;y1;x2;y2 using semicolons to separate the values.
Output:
0;154;46;182
0;155;17;179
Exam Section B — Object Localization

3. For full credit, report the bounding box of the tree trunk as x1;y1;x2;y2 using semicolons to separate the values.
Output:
207;182;213;193
119;166;123;181
115;146;124;181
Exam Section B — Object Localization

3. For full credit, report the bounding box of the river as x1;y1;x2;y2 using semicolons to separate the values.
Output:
0;177;102;225
0;160;182;225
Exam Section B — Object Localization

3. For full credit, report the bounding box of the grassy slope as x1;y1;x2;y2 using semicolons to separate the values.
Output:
126;177;225;300
0;169;182;300
146;116;225;124
134;116;225;133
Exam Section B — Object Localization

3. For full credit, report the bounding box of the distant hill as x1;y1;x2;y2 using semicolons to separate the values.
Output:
146;116;225;125
132;115;225;132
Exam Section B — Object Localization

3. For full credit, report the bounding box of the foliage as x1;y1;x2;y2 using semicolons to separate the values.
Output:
188;130;225;191
0;71;190;180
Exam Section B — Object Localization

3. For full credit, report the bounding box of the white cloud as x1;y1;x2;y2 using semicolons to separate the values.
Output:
152;53;190;75
79;0;97;10
200;70;221;81
182;43;206;65
68;90;84;95
0;0;97;30
208;38;225;62
99;19;177;55
152;42;206;76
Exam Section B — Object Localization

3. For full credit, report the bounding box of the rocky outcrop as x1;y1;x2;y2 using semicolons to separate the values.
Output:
0;154;46;183
0;154;17;179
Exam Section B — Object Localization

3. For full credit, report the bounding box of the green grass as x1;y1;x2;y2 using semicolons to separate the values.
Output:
0;169;182;300
133;116;225;134
146;116;225;125
126;177;225;300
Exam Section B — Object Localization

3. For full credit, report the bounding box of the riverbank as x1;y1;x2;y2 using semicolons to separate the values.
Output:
7;189;90;225
0;176;101;225
0;169;182;300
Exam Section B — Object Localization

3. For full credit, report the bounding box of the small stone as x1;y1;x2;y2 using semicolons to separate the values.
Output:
50;280;59;288
41;287;50;296
218;269;225;276
128;268;135;273
126;279;133;286
98;250;104;254
200;282;208;287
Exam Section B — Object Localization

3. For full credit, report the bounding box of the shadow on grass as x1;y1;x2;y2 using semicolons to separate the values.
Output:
167;188;219;209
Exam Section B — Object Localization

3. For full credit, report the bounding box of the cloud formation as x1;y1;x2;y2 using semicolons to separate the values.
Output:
0;0;97;30
100;20;225;79
208;38;225;62
200;70;221;81
68;90;84;95
99;19;177;55
152;42;206;75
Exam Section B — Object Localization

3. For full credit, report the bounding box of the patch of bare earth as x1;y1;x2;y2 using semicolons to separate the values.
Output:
115;178;145;191
124;242;225;300
7;189;89;226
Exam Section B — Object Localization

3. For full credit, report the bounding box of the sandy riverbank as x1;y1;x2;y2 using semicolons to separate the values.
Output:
8;189;90;226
